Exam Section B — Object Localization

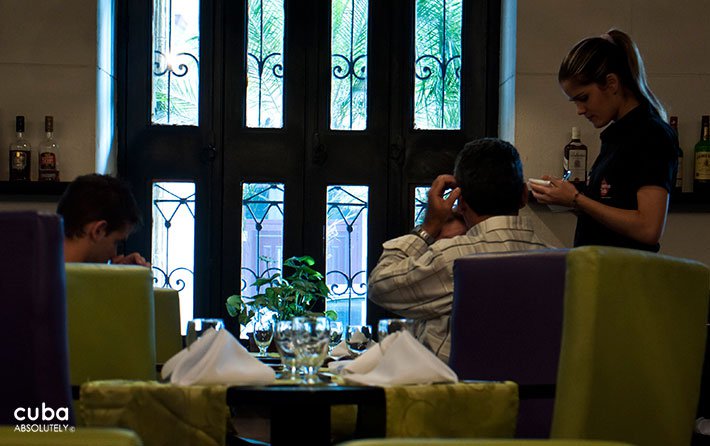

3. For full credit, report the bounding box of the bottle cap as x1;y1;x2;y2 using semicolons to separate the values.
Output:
15;115;25;133
45;116;54;132
571;127;580;140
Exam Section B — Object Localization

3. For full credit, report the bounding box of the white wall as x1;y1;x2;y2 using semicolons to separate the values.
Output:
514;0;710;265
0;0;98;183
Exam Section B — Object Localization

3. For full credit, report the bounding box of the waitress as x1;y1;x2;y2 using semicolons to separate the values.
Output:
530;29;679;252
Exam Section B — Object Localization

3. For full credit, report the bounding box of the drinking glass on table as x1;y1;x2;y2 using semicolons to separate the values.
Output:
345;324;372;357
377;318;416;342
328;321;344;356
292;316;330;384
253;317;274;357
273;320;299;380
185;318;224;347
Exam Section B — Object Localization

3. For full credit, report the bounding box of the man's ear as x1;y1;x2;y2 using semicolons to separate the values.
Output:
520;183;529;209
86;220;109;241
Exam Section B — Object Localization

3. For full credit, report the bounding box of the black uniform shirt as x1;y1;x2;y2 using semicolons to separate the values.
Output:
574;103;679;252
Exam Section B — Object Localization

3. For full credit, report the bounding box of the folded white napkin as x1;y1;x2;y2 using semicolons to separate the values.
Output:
327;359;354;374
161;328;276;386
342;331;458;386
330;340;351;359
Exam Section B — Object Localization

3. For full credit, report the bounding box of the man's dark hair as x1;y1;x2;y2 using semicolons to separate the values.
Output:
453;138;524;216
57;174;142;238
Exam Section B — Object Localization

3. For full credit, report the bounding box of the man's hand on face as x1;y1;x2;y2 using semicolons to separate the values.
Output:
111;252;151;268
437;212;467;240
422;174;462;239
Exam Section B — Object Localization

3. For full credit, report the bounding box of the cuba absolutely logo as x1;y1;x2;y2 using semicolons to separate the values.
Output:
13;403;74;432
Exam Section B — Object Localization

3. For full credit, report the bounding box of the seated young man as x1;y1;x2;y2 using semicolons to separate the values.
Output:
368;138;547;362
57;173;150;267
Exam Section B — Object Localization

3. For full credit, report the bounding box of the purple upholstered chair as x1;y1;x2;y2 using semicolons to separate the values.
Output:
0;211;73;425
450;249;569;438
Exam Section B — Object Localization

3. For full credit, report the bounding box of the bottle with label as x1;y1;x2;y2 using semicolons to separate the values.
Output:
38;116;59;181
694;115;710;194
8;115;31;181
563;126;588;188
670;116;683;193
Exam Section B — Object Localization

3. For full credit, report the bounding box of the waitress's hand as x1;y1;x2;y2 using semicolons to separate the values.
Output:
528;175;580;207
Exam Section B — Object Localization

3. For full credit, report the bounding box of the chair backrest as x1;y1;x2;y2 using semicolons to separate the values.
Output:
552;246;709;446
66;264;156;384
0;211;73;425
450;249;569;438
153;287;183;363
336;439;637;446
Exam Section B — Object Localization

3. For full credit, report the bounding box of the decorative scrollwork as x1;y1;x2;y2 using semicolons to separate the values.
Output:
332;54;367;81
152;266;194;292
153;50;200;77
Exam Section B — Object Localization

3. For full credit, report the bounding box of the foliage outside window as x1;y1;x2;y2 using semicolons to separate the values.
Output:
413;0;462;130
151;0;200;125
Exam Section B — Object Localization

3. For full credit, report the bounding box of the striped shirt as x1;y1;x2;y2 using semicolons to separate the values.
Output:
368;215;547;363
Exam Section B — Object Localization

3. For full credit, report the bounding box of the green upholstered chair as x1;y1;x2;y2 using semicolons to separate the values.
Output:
153;287;183;364
0;426;142;445
336;439;635;446
551;246;709;446
65;264;157;385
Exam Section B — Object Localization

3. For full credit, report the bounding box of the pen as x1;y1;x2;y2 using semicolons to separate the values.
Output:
562;170;572;182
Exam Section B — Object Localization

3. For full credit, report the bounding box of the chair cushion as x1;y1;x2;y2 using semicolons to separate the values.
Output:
66;264;156;384
153;287;183;363
0;211;72;425
552;246;709;446
450;249;568;437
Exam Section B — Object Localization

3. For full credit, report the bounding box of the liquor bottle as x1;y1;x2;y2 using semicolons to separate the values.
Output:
8;115;31;181
563;126;588;188
38;116;59;181
694;115;710;194
670;116;683;193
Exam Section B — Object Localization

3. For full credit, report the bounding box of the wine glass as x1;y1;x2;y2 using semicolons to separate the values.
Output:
273;320;299;380
345;324;372;357
253;317;274;357
185;318;224;347
377;318;416;342
328;321;344;356
292;316;330;384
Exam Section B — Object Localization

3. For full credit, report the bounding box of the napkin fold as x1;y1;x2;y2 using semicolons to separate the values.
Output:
161;328;276;386
341;331;458;386
330;340;351;359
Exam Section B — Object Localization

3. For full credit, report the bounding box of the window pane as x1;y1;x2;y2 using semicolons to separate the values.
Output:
414;186;429;226
325;185;369;326
330;0;369;130
241;183;285;298
152;0;200;125
152;182;196;334
246;0;285;128
413;0;462;130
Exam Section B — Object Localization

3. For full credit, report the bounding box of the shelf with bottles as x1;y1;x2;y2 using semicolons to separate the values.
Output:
669;191;710;212
0;180;70;197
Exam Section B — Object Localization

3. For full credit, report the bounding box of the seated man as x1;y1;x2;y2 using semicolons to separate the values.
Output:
57;173;150;266
368;138;547;362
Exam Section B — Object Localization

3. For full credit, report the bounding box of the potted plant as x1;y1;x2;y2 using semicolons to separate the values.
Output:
226;255;337;327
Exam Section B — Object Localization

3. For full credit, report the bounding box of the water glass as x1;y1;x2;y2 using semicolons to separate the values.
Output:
186;318;224;347
328;321;344;355
345;324;372;357
253;317;274;357
377;318;416;342
273;320;299;380
292;316;330;384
